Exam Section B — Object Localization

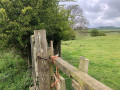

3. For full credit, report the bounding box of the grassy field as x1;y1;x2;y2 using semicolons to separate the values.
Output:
62;32;120;90
0;31;120;90
0;49;32;90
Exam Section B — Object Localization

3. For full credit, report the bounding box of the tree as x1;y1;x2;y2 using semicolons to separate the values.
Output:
65;4;89;30
90;28;106;37
0;0;75;58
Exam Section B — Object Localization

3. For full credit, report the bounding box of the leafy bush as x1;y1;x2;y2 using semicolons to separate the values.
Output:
98;31;106;36
90;29;106;37
90;29;99;37
0;0;75;57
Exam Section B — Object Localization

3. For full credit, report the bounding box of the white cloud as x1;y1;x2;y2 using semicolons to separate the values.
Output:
60;0;120;28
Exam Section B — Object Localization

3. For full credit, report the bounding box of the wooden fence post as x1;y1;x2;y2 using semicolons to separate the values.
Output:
49;41;66;90
79;56;89;73
59;76;66;90
34;30;50;90
30;35;39;90
72;56;89;90
30;35;35;84
48;41;55;90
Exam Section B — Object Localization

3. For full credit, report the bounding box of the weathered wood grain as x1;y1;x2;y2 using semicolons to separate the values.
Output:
72;79;82;90
49;41;55;90
55;57;112;90
79;56;89;73
29;86;36;90
30;35;38;89
34;30;50;90
30;35;36;85
48;44;55;90
59;76;66;90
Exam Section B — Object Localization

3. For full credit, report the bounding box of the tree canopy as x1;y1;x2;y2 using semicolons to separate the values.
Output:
65;4;89;30
0;0;75;57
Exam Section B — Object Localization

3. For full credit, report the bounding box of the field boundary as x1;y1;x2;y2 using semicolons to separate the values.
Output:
30;30;112;90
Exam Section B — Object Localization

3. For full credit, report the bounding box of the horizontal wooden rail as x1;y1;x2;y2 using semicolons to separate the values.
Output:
55;57;112;90
31;32;112;90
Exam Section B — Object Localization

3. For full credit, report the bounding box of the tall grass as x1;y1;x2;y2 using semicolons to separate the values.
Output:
0;49;32;90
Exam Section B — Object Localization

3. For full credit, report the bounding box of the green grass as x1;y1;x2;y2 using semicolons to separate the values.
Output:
0;49;32;90
0;31;120;90
62;32;120;90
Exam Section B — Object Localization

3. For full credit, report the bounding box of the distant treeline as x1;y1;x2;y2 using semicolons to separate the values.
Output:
86;29;120;33
89;27;120;31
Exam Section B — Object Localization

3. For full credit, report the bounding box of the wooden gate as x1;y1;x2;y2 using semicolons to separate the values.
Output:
30;30;112;90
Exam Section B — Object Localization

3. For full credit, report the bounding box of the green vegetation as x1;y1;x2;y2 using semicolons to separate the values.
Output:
0;0;75;57
0;48;32;90
98;31;106;36
90;28;106;37
62;32;120;90
1;31;120;90
98;26;120;31
0;0;119;89
0;1;77;89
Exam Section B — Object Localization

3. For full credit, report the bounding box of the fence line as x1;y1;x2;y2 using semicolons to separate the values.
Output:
30;30;112;90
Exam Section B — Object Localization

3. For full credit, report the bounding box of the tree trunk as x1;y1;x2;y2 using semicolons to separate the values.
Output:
54;40;61;57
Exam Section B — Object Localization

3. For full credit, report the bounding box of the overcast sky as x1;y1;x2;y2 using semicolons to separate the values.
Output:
60;0;120;28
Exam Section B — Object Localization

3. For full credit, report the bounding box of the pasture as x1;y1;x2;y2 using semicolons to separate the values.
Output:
0;31;120;90
62;32;120;90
